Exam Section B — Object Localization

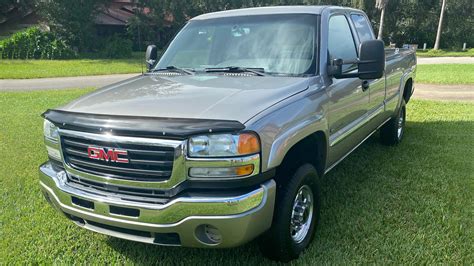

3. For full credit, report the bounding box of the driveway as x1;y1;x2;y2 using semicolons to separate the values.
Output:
413;83;474;101
1;72;473;102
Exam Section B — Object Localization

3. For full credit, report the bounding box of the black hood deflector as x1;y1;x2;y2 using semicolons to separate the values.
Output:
42;109;246;139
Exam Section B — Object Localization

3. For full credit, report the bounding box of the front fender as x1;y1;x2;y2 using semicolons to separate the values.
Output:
246;88;328;172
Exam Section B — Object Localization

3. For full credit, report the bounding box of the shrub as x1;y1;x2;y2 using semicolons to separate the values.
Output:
0;27;76;60
101;35;133;59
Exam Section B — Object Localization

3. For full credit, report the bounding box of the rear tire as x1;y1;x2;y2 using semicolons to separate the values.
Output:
380;99;406;145
258;164;320;262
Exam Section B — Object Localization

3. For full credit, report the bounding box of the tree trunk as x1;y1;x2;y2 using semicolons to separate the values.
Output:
377;7;386;40
434;0;447;50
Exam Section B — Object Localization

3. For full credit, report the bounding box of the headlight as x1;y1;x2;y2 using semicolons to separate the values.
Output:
43;119;59;142
188;132;260;157
43;119;61;161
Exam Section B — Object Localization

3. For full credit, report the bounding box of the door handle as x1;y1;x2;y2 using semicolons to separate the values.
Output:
362;80;370;92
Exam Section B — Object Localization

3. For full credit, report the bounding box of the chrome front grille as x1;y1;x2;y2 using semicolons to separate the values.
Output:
61;135;176;182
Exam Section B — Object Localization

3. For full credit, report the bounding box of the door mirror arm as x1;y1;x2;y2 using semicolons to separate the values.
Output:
328;58;360;79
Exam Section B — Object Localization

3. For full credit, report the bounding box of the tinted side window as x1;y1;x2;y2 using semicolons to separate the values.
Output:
350;14;374;42
328;15;357;72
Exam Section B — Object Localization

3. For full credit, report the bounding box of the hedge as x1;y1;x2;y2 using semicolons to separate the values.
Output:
0;27;76;60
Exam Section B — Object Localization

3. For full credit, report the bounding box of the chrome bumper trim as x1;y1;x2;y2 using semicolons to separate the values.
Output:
39;162;275;248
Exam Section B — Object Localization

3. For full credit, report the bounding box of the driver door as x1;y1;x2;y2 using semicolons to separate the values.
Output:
325;14;371;166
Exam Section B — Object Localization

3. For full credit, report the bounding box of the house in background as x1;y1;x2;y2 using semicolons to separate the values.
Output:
0;4;41;40
0;0;140;39
95;0;136;37
0;0;176;50
96;0;174;47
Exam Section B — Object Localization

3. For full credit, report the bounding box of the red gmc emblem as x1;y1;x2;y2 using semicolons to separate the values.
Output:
87;146;129;163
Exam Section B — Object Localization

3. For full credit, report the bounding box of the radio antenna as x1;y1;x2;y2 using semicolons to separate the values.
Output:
137;5;144;75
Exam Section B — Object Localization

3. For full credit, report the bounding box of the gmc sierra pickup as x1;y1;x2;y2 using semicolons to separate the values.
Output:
39;6;416;262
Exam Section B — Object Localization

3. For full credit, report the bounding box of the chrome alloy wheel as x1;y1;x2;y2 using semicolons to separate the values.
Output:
397;108;405;140
290;185;314;244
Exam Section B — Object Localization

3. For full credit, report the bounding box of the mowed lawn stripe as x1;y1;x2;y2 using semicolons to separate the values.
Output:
416;64;474;85
0;59;141;79
0;89;473;264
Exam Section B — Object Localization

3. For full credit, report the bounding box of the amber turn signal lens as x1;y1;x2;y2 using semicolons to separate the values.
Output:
235;165;254;176
238;133;260;155
189;165;255;177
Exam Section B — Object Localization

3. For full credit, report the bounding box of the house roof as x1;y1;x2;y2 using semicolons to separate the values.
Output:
95;5;135;26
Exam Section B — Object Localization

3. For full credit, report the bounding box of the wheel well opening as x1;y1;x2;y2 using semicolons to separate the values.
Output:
275;132;327;183
403;78;413;103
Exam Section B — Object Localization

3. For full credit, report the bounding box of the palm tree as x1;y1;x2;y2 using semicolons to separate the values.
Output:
376;0;389;40
434;0;447;50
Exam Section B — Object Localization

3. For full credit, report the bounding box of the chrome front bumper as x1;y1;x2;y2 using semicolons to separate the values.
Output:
39;162;276;248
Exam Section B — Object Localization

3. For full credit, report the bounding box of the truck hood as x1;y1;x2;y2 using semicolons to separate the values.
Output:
59;74;309;123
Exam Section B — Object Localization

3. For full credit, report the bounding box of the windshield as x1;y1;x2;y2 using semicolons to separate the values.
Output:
156;14;318;76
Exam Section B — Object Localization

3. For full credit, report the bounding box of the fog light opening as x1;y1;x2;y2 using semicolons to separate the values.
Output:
195;224;222;245
41;191;52;205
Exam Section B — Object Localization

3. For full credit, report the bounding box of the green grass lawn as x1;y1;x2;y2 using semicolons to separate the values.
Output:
1;90;473;264
0;59;142;79
417;64;474;85
417;49;474;57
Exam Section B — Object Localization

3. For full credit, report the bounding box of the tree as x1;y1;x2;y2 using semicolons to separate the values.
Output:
130;0;472;50
375;0;389;40
434;0;447;50
38;0;111;52
443;0;473;49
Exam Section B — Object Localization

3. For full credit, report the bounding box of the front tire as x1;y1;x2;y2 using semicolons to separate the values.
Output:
380;99;406;145
258;164;321;262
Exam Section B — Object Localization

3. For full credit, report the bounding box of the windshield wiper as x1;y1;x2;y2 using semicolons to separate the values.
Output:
205;66;267;76
153;66;195;75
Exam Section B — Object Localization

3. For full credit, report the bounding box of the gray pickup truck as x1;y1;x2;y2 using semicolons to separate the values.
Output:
39;6;416;262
